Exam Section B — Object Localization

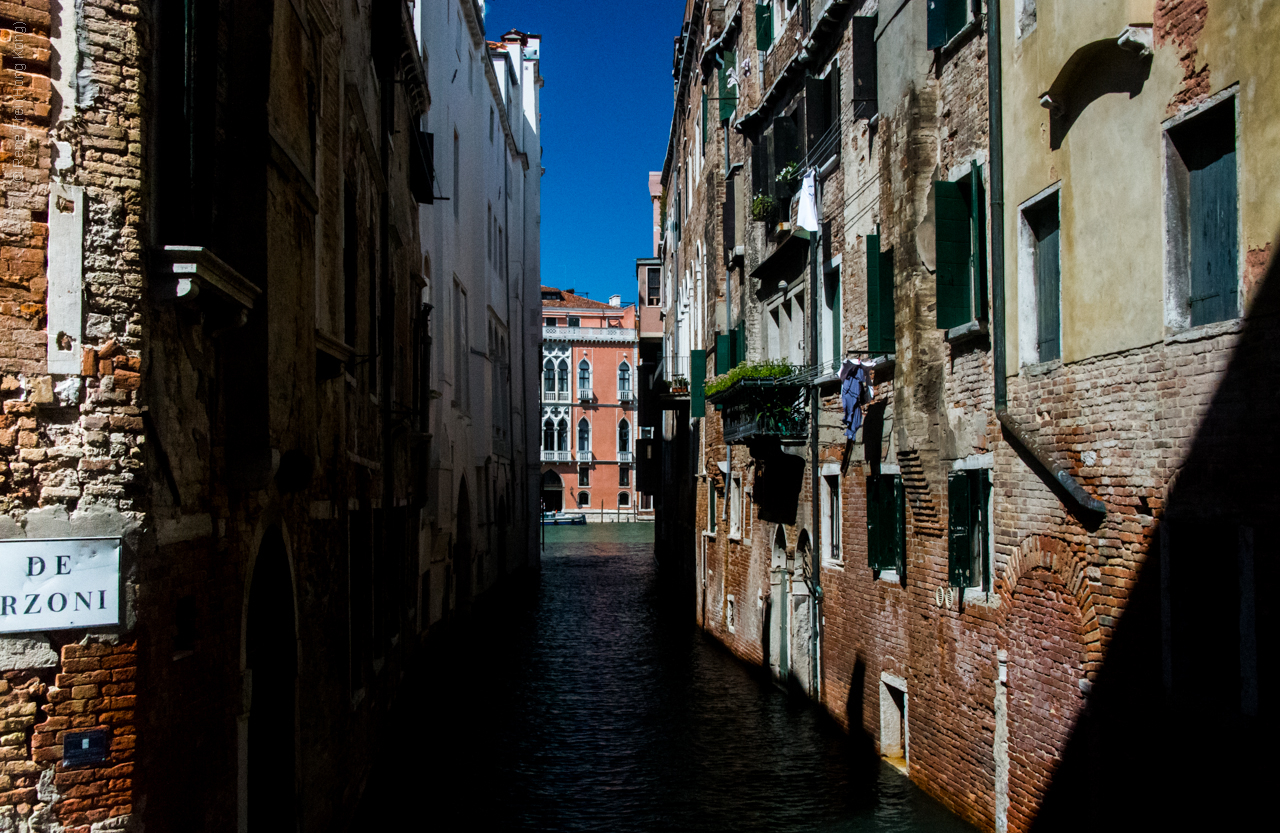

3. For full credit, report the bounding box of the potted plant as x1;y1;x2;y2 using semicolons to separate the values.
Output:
671;375;690;394
750;194;777;222
776;161;802;188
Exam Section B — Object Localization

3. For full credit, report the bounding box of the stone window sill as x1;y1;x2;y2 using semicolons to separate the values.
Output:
1164;317;1244;345
963;587;1001;608
945;320;988;344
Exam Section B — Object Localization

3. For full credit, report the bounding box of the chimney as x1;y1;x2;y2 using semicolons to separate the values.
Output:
609;295;622;308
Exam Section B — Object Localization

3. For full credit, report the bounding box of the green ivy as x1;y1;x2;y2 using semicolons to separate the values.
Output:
705;359;794;398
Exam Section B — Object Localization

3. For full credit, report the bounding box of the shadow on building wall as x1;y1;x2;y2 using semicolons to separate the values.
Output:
1030;244;1278;831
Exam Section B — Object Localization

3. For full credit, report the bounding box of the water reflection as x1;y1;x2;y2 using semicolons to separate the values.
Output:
371;525;974;832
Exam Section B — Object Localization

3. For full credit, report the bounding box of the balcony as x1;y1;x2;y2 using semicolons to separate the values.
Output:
576;449;592;462
707;375;809;446
541;450;571;463
652;355;692;400
578;388;593;402
618;389;633;402
543;325;637;344
543;389;571;403
618;451;633;463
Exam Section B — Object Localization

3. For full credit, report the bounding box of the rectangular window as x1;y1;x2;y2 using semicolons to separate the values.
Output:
821;474;841;562
934;165;987;330
947;467;991;590
578;466;590;488
619;466;630;487
567;316;580;327
755;3;774;51
730;474;742;537
1029;193;1061;361
1166;96;1239;328
867;473;905;575
821;264;840;366
867;234;895;356
544;317;555;326
708;482;717;533
850;16;878;120
647;267;661;306
927;0;972;50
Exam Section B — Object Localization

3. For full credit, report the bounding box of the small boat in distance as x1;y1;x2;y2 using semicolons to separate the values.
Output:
541;511;587;526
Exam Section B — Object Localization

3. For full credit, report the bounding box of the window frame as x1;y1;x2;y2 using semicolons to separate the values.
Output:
927;0;977;52
578;466;590;488
934;160;988;334
947;458;994;594
1162;88;1241;335
729;473;743;539
1017;182;1063;367
867;468;906;579
820;470;841;565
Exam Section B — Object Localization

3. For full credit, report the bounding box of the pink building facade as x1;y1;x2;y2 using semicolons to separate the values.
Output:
540;287;646;518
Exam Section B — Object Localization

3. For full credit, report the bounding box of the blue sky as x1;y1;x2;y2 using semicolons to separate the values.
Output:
485;0;687;304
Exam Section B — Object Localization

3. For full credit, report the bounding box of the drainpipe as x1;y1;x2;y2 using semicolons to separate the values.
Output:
808;207;822;701
986;1;1105;516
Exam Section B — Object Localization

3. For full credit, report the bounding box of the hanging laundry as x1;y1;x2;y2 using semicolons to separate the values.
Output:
841;362;873;439
796;170;819;233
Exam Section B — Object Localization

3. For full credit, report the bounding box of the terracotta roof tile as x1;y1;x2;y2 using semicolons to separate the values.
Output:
540;285;615;310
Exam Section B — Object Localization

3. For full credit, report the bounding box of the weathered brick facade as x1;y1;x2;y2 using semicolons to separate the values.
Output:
648;1;1278;831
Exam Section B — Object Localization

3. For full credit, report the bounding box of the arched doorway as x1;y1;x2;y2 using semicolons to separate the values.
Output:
792;531;814;694
541;470;563;512
247;528;296;831
455;479;473;610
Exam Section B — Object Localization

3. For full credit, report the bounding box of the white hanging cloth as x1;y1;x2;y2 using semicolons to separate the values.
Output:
796;170;819;232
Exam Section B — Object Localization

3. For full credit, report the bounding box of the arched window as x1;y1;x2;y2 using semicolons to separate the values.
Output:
556;419;569;451
577;491;590;507
578;359;591;392
543;360;555;393
543;419;555;451
618;360;632;392
618;492;631;507
557;359;569;393
618;419;630;453
577;418;590;452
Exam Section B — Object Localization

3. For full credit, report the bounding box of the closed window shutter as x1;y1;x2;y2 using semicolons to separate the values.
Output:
893;475;907;576
926;0;948;49
970;164;988;321
934;180;972;329
716;333;730;375
805;73;825;152
756;3;773;51
947;469;972;587
975;469;990;590
773;116;799;179
752;137;767;199
867;235;895;356
719;52;737;120
1033;199;1062;361
850;16;878;120
866;475;881;569
691;349;706;418
702;92;709;150
1190;146;1239;326
866;234;883;353
734;320;746;366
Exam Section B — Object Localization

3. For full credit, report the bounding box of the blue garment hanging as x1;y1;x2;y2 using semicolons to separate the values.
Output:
841;365;869;439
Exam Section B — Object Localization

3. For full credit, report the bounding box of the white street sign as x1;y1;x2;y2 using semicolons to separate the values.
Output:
0;538;121;633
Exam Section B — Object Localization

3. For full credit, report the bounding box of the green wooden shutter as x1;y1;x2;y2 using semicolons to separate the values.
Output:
702;92;709;150
691;348;706;418
867;235;896;356
831;270;842;364
866;475;880;569
927;0;948;49
970;164;988;321
1189;145;1239;326
947;469;971;587
709;484;717;532
773;115;799;174
716;334;730;375
756;3;774;50
935;180;972;329
867;234;883;353
975;469;990;590
947;0;969;44
719;52;737;120
893;475;907;577
734;321;746;366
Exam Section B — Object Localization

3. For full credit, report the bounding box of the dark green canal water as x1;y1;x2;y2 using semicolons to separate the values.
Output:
380;523;975;832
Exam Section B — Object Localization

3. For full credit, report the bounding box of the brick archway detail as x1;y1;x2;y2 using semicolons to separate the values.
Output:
999;535;1104;680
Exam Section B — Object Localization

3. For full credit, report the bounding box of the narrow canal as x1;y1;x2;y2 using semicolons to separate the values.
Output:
373;525;974;832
